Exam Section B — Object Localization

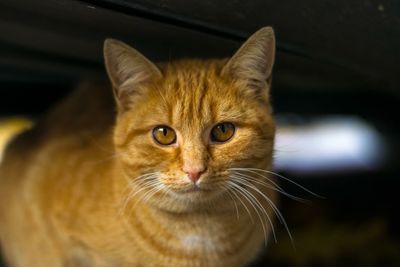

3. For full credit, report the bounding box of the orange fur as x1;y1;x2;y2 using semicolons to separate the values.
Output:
0;27;277;267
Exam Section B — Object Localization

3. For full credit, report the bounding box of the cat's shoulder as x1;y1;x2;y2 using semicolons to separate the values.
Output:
43;80;116;136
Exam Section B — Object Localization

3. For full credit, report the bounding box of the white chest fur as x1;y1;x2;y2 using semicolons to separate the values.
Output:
180;233;219;252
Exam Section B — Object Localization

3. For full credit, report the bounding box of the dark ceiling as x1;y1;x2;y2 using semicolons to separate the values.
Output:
1;0;399;95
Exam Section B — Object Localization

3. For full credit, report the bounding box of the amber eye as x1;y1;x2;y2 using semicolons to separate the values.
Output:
152;126;177;146
210;122;235;143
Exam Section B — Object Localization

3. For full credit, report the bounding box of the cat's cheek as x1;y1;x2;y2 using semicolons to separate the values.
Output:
209;134;252;160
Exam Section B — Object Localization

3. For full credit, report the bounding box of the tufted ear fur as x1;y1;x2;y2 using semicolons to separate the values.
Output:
222;27;275;93
103;39;162;109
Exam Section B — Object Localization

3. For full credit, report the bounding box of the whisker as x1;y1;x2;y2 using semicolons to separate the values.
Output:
119;180;159;215
222;185;240;220
126;172;160;183
231;171;308;203
129;180;160;200
229;181;275;245
226;183;255;224
119;172;160;215
233;182;277;244
230;167;323;198
229;168;286;193
142;185;164;203
122;172;159;193
132;179;165;207
231;176;295;249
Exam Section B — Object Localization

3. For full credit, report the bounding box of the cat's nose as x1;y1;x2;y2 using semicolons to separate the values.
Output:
183;166;206;184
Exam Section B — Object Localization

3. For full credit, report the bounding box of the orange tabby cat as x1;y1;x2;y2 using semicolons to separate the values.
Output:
0;27;277;267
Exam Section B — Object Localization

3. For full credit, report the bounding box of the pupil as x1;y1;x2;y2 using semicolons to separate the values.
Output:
220;124;226;133
162;128;167;136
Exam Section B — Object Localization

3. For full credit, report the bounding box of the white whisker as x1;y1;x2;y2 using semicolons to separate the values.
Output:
222;185;240;220
233;168;322;198
142;185;164;203
119;172;160;215
231;176;295;249
229;181;275;245
232;182;277;244
231;171;308;203
120;180;158;215
226;183;255;224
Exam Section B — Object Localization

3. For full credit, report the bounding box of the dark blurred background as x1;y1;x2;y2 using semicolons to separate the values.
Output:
0;0;399;266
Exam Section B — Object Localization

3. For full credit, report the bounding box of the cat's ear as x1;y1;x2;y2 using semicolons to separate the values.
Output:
103;39;162;103
222;27;275;92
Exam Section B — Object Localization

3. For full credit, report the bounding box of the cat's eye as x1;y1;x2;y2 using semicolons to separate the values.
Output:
210;122;235;143
152;126;177;146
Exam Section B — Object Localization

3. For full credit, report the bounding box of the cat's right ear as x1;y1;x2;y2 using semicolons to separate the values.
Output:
221;27;275;94
103;39;162;107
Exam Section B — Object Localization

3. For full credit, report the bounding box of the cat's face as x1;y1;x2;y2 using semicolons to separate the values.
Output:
104;27;276;212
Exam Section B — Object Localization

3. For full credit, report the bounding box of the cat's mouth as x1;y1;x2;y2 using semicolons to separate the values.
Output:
181;186;209;194
167;183;226;204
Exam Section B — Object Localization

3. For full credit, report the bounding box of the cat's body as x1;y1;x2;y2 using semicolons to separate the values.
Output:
0;27;277;267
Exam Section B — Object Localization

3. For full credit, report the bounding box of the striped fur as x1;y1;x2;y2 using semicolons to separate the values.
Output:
0;27;276;267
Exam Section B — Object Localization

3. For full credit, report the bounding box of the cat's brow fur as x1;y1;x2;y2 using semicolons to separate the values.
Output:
0;27;277;267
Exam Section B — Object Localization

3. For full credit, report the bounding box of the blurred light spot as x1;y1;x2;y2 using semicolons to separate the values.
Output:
274;116;386;174
0;117;33;162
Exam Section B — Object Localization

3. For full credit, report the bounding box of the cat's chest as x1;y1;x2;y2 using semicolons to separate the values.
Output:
159;214;250;255
179;233;219;252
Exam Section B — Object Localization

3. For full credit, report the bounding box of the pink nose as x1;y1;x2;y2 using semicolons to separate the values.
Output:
183;166;206;184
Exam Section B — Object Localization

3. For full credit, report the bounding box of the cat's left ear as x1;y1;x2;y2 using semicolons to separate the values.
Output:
103;39;162;107
222;27;275;92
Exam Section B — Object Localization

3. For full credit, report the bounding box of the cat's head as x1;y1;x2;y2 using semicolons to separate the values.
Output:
104;27;276;212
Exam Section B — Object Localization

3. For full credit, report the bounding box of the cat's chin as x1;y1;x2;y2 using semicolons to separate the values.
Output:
171;186;215;199
176;183;212;193
150;192;228;214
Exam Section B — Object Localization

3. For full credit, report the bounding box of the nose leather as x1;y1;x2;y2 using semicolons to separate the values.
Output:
183;166;206;184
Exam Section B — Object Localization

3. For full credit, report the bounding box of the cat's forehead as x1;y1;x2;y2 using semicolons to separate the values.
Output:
164;62;222;97
160;60;225;88
157;61;243;128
